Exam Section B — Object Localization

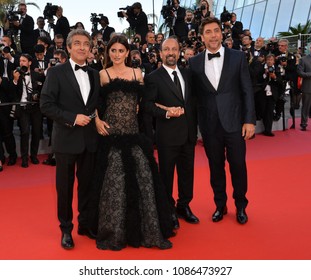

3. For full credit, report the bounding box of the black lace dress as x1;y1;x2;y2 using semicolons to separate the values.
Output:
91;77;174;250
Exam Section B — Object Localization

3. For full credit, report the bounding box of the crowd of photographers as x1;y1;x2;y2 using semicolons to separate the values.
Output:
0;1;309;172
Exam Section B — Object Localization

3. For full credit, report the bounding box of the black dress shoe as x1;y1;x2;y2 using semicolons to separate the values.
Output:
176;206;199;224
61;233;75;249
172;213;180;229
7;157;17;166
301;127;307;131
77;226;96;239
263;131;275;137
42;158;56;166
0;163;3;172
21;159;29;168
212;206;228;222
30;156;40;164
236;208;248;224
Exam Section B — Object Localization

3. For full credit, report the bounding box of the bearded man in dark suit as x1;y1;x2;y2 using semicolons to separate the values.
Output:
189;17;256;225
144;37;199;230
40;29;100;249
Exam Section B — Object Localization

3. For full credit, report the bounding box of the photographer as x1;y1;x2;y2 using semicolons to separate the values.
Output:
274;39;298;121
90;31;105;69
259;54;283;136
9;53;45;167
34;16;51;42
223;12;243;42
129;33;142;51
53;6;70;47
194;0;214;26
8;3;36;56
120;2;148;44
184;10;198;35
99;16;115;44
168;0;187;42
0;35;18;166
179;46;195;68
141;31;158;63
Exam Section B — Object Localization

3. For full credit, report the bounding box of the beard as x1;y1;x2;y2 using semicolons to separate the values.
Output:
165;55;177;66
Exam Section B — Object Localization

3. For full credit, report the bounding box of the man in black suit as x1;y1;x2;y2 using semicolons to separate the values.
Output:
40;29;100;249
170;0;187;42
33;16;51;42
144;37;199;229
53;6;70;47
189;17;256;225
0;36;18;165
123;2;148;44
14;3;36;55
99;16;115;44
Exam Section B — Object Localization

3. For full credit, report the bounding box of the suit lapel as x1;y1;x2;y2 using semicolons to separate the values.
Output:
86;67;94;105
159;66;184;102
217;47;231;93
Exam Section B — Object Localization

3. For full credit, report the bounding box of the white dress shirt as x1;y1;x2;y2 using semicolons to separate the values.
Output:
69;58;90;105
204;46;225;90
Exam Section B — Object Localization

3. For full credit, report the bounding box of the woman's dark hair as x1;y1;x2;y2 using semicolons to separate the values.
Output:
105;34;131;68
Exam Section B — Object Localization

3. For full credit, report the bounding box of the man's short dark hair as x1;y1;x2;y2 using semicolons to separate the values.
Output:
20;53;33;62
100;16;109;25
132;2;142;9
199;17;222;35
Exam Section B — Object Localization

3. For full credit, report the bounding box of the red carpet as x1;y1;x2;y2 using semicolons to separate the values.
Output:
1;127;311;260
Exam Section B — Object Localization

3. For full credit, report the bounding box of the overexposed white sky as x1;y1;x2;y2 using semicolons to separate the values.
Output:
26;0;164;34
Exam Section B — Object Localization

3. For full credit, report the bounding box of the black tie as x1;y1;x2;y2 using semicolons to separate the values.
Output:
172;71;183;99
208;52;221;60
75;64;87;72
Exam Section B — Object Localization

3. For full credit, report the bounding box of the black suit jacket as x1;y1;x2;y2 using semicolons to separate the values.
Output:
127;12;148;44
101;26;115;43
170;7;187;40
189;48;256;134
33;28;51;42
143;66;197;147
54;16;70;43
19;14;35;52
40;61;100;154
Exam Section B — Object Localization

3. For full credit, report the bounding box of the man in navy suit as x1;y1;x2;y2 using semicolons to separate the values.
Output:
189;17;256;224
40;29;100;249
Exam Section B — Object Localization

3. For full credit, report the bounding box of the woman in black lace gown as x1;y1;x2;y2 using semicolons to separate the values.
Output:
92;35;175;250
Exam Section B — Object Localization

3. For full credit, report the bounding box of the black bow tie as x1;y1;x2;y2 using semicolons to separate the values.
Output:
75;64;87;72
24;72;30;76
208;52;221;60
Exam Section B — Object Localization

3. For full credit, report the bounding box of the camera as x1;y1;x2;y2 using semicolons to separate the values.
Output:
31;89;41;101
0;45;12;54
43;3;58;20
266;41;277;52
220;7;231;23
161;0;175;27
131;58;140;68
16;66;28;75
278;56;287;63
5;5;22;23
90;13;104;31
134;37;140;43
193;5;206;20
49;58;59;66
117;6;133;18
268;66;275;73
